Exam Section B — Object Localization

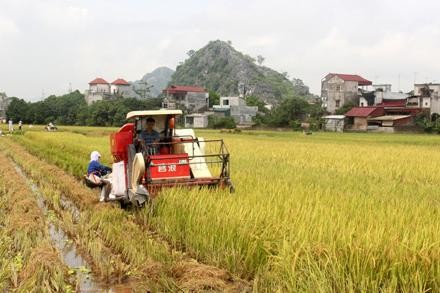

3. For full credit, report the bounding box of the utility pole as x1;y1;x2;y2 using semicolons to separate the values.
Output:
68;82;72;93
135;80;152;99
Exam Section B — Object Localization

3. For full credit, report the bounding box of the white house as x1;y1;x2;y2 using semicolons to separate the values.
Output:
414;83;440;115
89;77;110;93
184;113;210;128
162;85;209;113
110;78;131;95
213;97;258;125
323;115;345;132
85;77;135;105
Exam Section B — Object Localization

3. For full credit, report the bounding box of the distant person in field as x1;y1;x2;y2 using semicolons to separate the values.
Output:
87;151;112;202
140;117;160;154
18;120;23;131
8;119;13;132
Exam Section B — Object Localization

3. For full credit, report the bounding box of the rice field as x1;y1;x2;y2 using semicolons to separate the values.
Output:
1;127;439;291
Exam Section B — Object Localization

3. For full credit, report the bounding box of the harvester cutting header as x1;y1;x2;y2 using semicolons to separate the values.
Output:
106;109;233;207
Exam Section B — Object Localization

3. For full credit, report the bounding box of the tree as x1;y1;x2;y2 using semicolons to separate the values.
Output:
420;84;432;97
267;96;309;127
187;50;196;57
5;98;29;123
291;78;310;96
208;116;236;129
208;91;220;107
245;96;268;113
257;55;265;65
335;101;357;115
134;80;153;99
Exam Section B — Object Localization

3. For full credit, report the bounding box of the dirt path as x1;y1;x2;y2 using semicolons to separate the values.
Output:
0;138;251;292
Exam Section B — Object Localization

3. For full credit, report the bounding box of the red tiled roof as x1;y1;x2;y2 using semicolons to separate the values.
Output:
377;99;407;107
163;85;207;94
345;106;384;117
326;73;372;86
89;77;109;85
111;78;130;86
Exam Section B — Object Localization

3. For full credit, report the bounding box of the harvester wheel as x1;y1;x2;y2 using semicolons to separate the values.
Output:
134;200;145;209
119;200;131;210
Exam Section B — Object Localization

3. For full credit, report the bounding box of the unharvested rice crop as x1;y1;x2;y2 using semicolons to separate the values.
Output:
5;129;440;291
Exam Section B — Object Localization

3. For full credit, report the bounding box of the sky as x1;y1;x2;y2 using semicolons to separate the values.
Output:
1;0;440;101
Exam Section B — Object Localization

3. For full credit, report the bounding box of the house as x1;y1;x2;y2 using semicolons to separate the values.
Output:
345;107;384;131
0;92;11;122
213;97;258;125
372;84;392;92
89;77;110;93
373;91;409;106
85;77;111;104
85;77;135;105
162;85;209;113
355;84;422;131
321;73;372;114
110;78;131;95
367;115;413;132
184;113;210;128
413;83;440;116
323;115;345;132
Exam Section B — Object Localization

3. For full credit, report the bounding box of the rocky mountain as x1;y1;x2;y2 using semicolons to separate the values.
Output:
132;66;174;97
169;40;296;104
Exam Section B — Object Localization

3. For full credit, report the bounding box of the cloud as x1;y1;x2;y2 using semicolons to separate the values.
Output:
0;16;19;36
35;4;89;30
2;0;440;99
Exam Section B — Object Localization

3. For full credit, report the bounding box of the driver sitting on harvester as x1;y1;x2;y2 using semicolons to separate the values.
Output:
139;117;160;155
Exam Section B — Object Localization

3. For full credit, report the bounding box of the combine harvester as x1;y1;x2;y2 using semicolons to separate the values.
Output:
108;109;234;207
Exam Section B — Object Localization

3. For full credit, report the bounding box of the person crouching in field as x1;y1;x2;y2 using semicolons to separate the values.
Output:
87;151;112;202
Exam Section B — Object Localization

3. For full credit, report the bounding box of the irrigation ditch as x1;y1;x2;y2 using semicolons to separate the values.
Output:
13;161;135;292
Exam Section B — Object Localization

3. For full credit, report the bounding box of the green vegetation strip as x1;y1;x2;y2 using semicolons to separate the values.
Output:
0;153;72;292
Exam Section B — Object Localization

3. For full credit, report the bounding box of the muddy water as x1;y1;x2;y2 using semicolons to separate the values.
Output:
13;164;133;292
59;195;81;223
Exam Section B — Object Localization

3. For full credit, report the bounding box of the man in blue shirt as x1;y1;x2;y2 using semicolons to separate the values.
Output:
87;151;112;202
87;151;112;176
139;117;160;154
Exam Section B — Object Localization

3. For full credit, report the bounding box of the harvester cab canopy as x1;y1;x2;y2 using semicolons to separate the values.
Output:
126;109;182;140
126;109;182;120
127;110;181;133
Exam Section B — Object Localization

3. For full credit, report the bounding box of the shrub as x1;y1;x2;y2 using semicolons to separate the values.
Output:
208;116;236;129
